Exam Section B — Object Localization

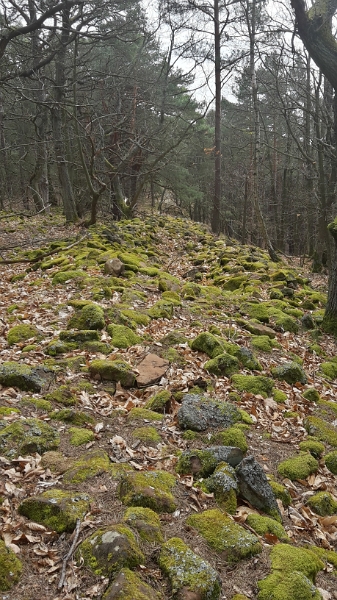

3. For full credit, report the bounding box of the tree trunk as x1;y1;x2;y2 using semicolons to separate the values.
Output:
211;0;222;234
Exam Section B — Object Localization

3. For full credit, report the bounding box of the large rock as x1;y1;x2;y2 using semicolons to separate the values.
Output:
103;569;162;600
271;361;307;385
176;446;244;477
0;362;54;392
159;537;221;600
136;353;169;386
177;393;242;431
204;463;239;513
104;258;125;276
76;525;144;577
236;456;282;521
19;490;91;533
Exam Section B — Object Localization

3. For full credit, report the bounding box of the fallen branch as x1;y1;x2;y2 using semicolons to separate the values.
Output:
0;233;88;265
57;518;81;590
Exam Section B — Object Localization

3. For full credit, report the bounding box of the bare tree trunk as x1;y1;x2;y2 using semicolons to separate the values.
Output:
211;0;222;234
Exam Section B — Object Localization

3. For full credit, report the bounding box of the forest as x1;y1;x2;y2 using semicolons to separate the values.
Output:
1;1;337;600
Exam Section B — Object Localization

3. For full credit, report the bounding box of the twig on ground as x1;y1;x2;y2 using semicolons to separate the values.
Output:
57;518;81;590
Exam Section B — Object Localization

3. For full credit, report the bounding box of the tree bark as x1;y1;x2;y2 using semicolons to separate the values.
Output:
211;0;222;234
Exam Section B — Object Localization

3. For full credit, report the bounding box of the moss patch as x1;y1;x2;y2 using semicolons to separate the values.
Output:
0;539;22;591
324;450;337;474
211;427;248;453
307;491;337;516
107;324;141;348
145;390;171;412
204;353;240;377
127;408;163;422
123;506;164;543
131;426;161;444
19;489;91;533
305;416;337;446
49;408;94;425
187;508;261;562
0;418;59;457
63;449;128;484
302;388;321;403
102;568;163;600
118;470;177;513
7;324;39;346
190;332;224;358
277;453;318;481
159;537;221;599
69;427;95;446
231;374;273;398
246;514;289;542
89;359;136;387
204;463;238;513
45;385;77;407
67;303;105;330
299;438;324;458
271;361;307;385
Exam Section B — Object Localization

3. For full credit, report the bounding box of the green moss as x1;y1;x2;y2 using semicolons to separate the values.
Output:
107;324;141;349
81;341;112;354
123;507;164;543
89;359;136;387
271;362;307;385
299;438;324;458
147;299;174;319
45;339;77;355
77;524;144;576
22;397;52;411
0;406;20;416
246;514;289;542
145;390;171;413
251;335;276;353
204;353;240;377
0;539;22;591
19;489;91;533
161;290;181;305
190;332;224;358
277;453;318;481
69;427;95;446
45;385;77;407
222;275;248;291
128;408;163;422
22;343;38;352
257;543;324;600
0;418;60;457
182;430;198;440
63;449;129;484
181;282;201;299
52;270;87;285
50;408;94;426
159;537;221;599
102;568;163;599
211;427;248;452
268;480;292;507
321;361;337;380
307;491;337;516
7;324;39;346
119;470;177;513
204;463;238;513
273;388;287;403
176;449;219;477
186;508;261;562
231;375;274;398
120;308;151;326
131;426;161;443
67;303;105;330
324;450;337;474
305;416;337;446
302;388;321;403
160;331;188;345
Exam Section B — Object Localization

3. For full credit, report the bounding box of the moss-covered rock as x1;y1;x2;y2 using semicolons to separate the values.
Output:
190;332;224;358
257;543;324;600
52;270;88;285
67;302;105;330
176;447;243;477
299;438;324;458
177;393;243;431
0;539;22;591
251;335;277;353
102;568;163;600
145;390;171;413
127;408;163;422
273;388;287;403
69;427;95;446
118;470;177;513
63;449;130;483
76;524;144;576
324;450;337;474
204;463;238;513
0;362;54;393
302;388;321;403
159;537;221;600
89;359;136;387
321;361;337;380
7;323;39;346
211;427;248;453
131;426;161;444
187;508;261;562
41;451;74;474
123;506;164;543
160;331;188;346
307;491;337;516
277;453;318;481
231;375;274;398
0;418;59;457
107;324;141;348
120;308;151;326
246;514;289;542
147;300;174;319
59;329;100;343
45;385;77;407
45;339;77;356
50;408;94;426
267;478;292;508
204;352;240;377
161;290;181;305
222;275;248;291
305;416;337;446
271;361;307;385
19;489;91;533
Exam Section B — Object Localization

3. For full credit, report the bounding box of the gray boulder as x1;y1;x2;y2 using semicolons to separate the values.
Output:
177;393;242;431
236;456;282;521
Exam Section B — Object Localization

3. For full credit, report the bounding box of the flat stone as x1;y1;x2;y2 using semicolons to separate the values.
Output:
104;258;125;276
243;322;276;338
177;393;242;431
236;456;281;521
136;353;169;386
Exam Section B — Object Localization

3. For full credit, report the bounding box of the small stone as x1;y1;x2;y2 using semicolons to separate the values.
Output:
177;393;242;431
236;456;282;521
104;258;125;276
136;353;169;386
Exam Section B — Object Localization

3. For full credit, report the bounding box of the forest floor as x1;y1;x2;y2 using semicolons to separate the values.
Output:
0;210;337;600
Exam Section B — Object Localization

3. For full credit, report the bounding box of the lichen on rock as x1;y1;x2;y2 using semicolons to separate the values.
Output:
177;393;243;431
271;361;307;385
19;489;91;533
0;417;60;457
118;470;177;513
123;506;164;543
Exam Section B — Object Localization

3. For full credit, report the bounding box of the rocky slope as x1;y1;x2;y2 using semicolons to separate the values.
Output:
0;213;337;600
